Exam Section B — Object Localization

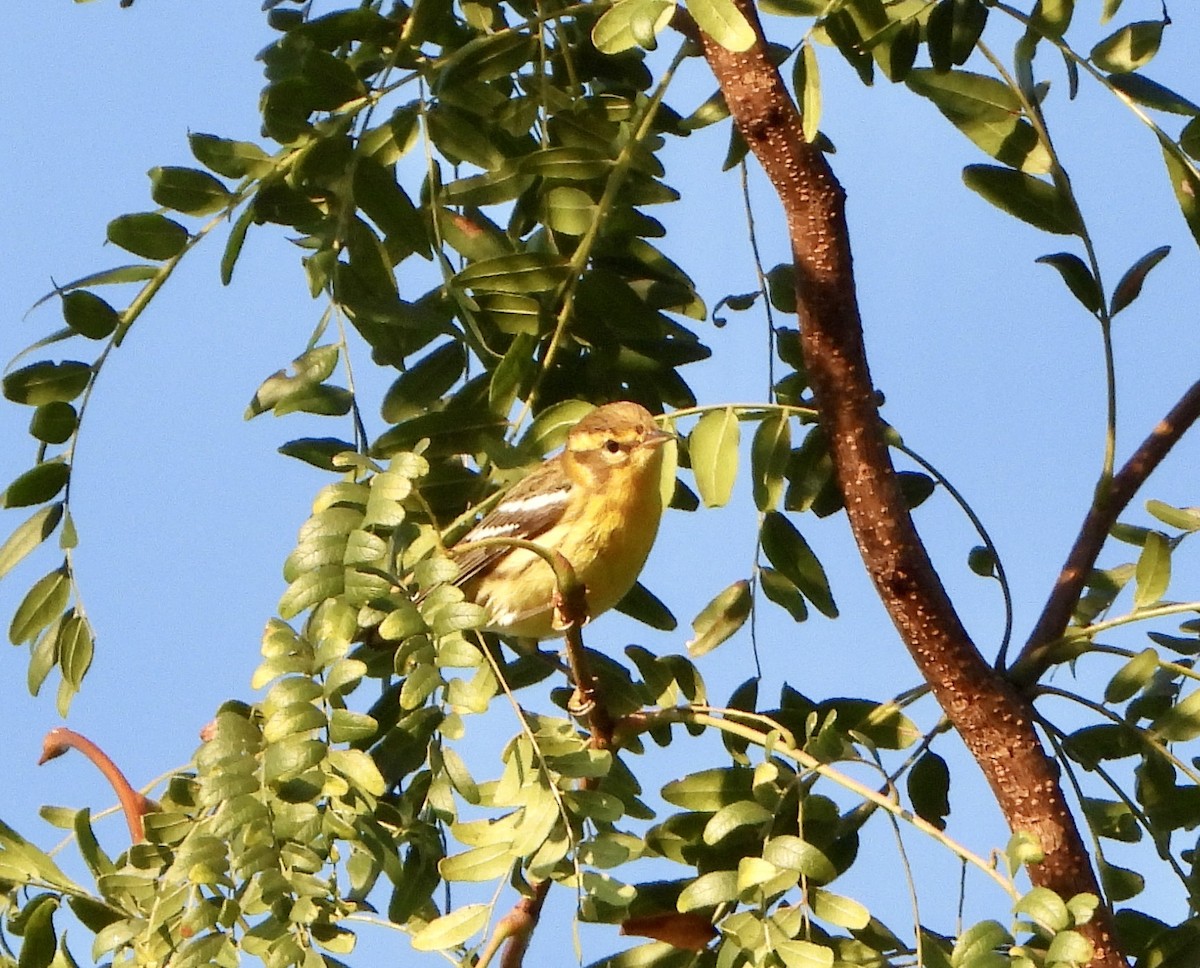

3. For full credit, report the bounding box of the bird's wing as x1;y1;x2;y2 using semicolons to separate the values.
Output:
449;464;574;588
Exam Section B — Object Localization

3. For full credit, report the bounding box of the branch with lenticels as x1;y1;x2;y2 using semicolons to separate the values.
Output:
690;3;1122;964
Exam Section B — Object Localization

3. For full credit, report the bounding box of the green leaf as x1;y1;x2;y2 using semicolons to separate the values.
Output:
1109;73;1200;115
952;919;1012;965
907;752;951;830
3;361;92;406
0;505;63;580
1145;499;1200;531
543;186;597;236
687;580;751;657
411;903;489;951
1161;142;1200;249
489;332;536;415
1045;929;1093;965
189;132;273;179
793;41;822;143
149;166;233;215
1081;798;1140;843
1133;530;1170;608
440;844;515;883
685;0;755;52
452;253;571;294
967;545;997;577
677;870;739;911
1182;118;1200;160
927;0;988;72
1005;830;1043;872
615;581;678;631
441;165;532;208
1030;0;1073;38
1090;21;1163;73
759;567;808;622
10;570;69;645
761;836;837;883
1104;647;1158;703
751;414;790;511
3;462;69;509
61;291;120;340
809;888;869;929
661;767;753;810
690;407;740;508
1014;886;1068;933
703;799;772;845
16;894;58;968
29;403;77;445
1098;860;1145;901
760;511;837;617
776;940;835;968
962;165;1080;235
278;437;356;470
440;31;539;87
1035;253;1102;313
1110;245;1170;316
221;205;255;285
106;212;189;260
1152;688;1200;742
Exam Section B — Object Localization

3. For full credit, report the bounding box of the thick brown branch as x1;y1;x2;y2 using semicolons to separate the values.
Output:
39;727;154;843
696;7;1121;965
1014;378;1200;684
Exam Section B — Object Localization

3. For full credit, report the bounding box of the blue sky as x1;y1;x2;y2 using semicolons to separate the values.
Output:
3;1;1200;963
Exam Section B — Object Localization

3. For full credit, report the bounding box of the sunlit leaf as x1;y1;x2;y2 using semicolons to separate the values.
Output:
686;0;755;52
1145;499;1200;532
592;0;675;54
10;569;69;645
1133;531;1170;608
751;413;790;511
687;580;751;657
0;505;63;580
1104;647;1158;703
411;904;489;951
690;407;740;508
1090;21;1163;73
809;888;869;929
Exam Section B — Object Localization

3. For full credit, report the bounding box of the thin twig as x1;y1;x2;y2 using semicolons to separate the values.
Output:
1014;379;1200;684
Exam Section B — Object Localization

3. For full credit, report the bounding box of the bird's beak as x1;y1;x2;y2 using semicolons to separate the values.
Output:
646;426;676;448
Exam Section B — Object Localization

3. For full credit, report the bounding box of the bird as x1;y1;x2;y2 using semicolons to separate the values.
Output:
444;401;673;640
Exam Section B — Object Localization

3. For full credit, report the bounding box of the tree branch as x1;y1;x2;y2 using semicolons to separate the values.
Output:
1014;378;1200;684
39;727;154;843
694;6;1121;965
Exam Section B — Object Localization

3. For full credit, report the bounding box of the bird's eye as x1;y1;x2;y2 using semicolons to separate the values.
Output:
605;439;621;454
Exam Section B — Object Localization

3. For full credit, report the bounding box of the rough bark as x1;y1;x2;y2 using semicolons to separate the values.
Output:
695;6;1123;965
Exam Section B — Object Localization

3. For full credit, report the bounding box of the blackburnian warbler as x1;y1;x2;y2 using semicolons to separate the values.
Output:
447;401;673;639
